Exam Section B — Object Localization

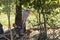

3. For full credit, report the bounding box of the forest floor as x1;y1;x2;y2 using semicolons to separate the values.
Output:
0;28;60;40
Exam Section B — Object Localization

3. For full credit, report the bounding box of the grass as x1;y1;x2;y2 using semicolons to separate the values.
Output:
0;12;39;31
0;13;15;31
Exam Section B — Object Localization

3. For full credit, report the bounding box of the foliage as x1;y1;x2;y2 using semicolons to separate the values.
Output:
0;0;60;28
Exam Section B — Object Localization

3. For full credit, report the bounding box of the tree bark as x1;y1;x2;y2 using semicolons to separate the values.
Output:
15;1;26;40
42;9;47;40
15;3;22;26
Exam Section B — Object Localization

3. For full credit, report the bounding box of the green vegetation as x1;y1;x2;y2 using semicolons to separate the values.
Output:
0;0;60;40
0;13;15;31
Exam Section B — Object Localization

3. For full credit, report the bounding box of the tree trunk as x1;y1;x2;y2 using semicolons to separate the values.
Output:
15;3;22;26
15;1;26;40
42;9;47;40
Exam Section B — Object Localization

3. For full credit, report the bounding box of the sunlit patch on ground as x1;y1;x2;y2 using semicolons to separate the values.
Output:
47;28;60;40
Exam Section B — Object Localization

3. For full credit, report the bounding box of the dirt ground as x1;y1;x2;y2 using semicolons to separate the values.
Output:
0;28;60;40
